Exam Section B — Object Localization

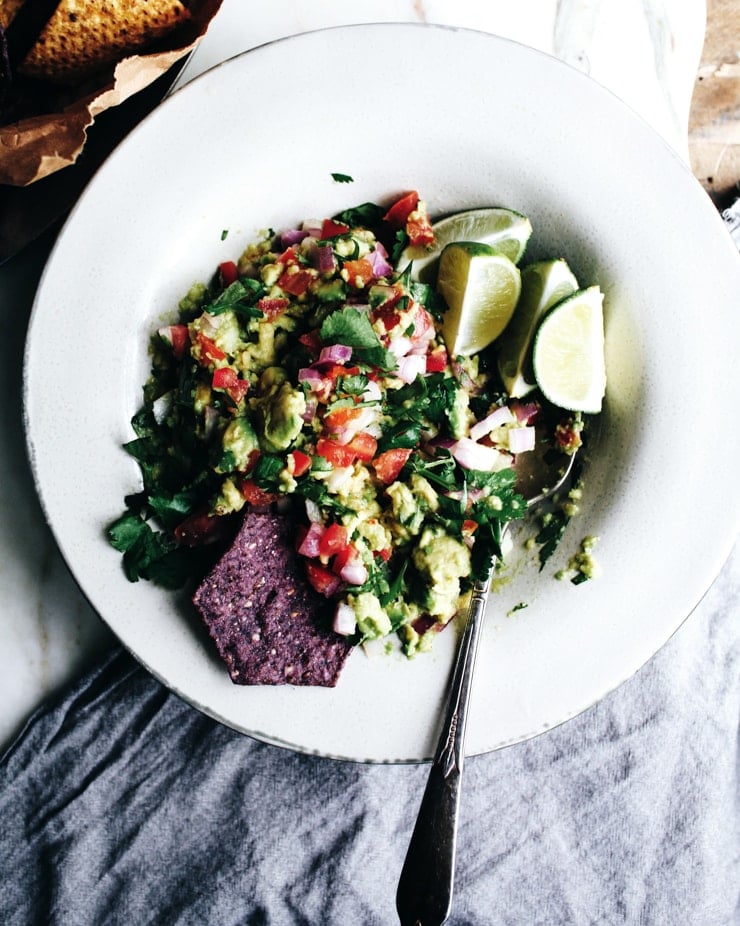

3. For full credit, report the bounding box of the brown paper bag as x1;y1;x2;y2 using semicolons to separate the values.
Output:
0;0;223;187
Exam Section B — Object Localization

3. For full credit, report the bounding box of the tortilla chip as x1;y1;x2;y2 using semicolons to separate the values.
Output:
19;0;191;85
193;511;354;687
0;0;25;30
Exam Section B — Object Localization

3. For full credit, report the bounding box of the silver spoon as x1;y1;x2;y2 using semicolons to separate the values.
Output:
396;437;578;926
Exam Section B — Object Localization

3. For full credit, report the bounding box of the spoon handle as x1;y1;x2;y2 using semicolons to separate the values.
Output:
396;574;491;926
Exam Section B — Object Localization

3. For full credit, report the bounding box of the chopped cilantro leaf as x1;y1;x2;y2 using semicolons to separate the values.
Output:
332;201;384;229
203;279;264;317
391;229;410;264
331;172;354;183
250;454;285;491
320;306;395;370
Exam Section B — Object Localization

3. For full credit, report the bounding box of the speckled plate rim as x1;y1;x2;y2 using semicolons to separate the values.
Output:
23;24;740;762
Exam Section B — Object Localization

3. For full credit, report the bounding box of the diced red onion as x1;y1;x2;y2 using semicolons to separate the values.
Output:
339;559;368;586
507;426;536;454
317;245;336;273
389;336;413;359
469;405;516;442
301;397;318;423
366;247;393;279
302;221;323;237
318;343;353;365
396;353;426;383
298;521;325;557
280;228;309;247
451;438;509;472
298;367;324;386
304;499;322;523
512;400;541;425
362;379;382;403
333;602;357;636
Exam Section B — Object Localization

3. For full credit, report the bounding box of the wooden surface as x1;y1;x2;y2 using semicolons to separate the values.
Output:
689;0;739;206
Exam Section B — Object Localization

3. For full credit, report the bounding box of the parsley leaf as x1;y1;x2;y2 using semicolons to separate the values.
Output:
331;172;354;183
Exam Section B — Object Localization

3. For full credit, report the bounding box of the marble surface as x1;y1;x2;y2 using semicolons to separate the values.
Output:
0;0;729;751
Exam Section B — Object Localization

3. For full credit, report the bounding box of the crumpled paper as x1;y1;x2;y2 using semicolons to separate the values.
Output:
0;0;222;187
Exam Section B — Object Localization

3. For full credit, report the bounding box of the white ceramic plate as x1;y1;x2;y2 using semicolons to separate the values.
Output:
24;25;740;762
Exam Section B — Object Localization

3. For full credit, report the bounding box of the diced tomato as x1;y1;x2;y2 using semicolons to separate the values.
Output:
299;329;323;357
406;206;435;248
373;304;402;334
256;297;289;320
318;522;349;558
324;364;361;381
426;346;448;373
238;479;279;507
323;405;364;435
304;561;341;597
159;324;189;360
347;432;377;462
174;510;225;547
342;258;375;289
462;519;478;535
332;544;354;575
277;267;314;297
212;367;249;403
372;448;412;484
243;449;261;474
197;332;226;364
320;218;350;239
383;191;419;230
218;260;239;286
315;438;357;468
288;450;312;478
276;245;298;265
374;547;392;562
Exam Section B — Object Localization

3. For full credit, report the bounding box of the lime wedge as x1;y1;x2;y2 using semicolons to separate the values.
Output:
496;259;579;398
437;242;522;357
399;207;532;282
532;286;606;413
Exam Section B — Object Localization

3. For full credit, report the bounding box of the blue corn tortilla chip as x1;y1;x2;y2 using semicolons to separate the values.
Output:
192;510;353;686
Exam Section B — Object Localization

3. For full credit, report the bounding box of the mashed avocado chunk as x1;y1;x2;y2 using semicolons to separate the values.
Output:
413;526;471;621
219;417;259;472
349;592;392;639
250;373;306;452
386;474;439;539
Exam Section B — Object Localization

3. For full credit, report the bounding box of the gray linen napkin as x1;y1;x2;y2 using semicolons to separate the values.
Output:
1;544;737;926
1;209;738;926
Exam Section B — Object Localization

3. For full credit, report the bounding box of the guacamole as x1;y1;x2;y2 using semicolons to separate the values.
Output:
109;190;587;661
